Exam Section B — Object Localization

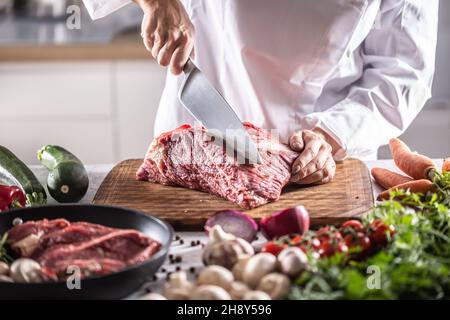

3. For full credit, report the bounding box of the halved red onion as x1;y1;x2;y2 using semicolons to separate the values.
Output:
204;210;258;242
260;206;310;239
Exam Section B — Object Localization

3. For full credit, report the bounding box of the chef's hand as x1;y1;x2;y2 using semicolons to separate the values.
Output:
134;0;195;75
289;129;337;185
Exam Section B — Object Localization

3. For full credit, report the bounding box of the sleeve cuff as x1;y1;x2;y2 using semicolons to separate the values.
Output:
83;0;132;20
300;116;348;161
300;99;405;160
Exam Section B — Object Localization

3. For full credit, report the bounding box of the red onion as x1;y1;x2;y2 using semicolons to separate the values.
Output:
204;210;258;242
260;206;310;239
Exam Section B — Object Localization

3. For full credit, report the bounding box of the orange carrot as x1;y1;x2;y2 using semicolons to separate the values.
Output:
389;138;436;180
371;167;413;190
443;158;450;173
377;179;434;200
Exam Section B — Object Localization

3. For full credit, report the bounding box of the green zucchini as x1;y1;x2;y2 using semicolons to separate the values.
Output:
37;145;89;203
0;146;47;206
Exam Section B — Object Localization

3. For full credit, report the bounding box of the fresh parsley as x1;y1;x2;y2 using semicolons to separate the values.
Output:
290;172;450;300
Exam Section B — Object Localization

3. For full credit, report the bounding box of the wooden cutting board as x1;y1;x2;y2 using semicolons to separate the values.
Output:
93;159;374;230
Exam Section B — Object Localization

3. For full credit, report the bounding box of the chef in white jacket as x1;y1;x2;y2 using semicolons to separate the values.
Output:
83;0;438;185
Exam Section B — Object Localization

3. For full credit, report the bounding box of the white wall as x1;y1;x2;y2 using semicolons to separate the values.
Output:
431;0;450;103
378;1;450;158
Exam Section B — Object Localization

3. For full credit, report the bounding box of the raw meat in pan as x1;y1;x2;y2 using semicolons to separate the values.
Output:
7;219;161;280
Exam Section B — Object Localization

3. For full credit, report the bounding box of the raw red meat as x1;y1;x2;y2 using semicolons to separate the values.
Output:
7;219;161;280
7;219;71;257
37;222;116;251
8;219;70;246
136;122;299;209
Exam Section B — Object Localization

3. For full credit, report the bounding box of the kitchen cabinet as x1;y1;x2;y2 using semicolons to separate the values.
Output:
0;62;112;118
115;61;166;160
0;60;166;164
0;61;448;164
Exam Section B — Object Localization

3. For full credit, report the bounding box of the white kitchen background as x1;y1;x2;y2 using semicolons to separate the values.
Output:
0;1;449;164
0;61;166;163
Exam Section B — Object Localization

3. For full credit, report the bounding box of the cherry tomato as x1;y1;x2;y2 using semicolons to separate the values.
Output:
336;242;349;254
370;219;385;229
317;227;342;242
344;232;370;247
345;232;371;250
369;220;395;246
299;244;308;253
333;232;343;242
311;251;321;260
310;238;321;250
290;235;302;245
341;220;364;232
344;234;353;246
316;226;332;237
262;241;286;256
359;236;371;250
319;239;335;257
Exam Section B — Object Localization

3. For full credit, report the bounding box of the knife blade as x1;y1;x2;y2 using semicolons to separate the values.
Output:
178;59;262;164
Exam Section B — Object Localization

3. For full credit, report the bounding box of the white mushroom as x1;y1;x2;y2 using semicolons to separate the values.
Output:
209;225;236;242
229;281;250;300
0;262;10;276
10;258;43;283
242;253;277;288
232;257;249;281
242;290;272;300
140;293;167;300
191;285;231;300
202;226;254;269
0;275;13;283
197;265;234;290
163;271;196;300
257;273;291;300
277;247;309;278
10;233;42;257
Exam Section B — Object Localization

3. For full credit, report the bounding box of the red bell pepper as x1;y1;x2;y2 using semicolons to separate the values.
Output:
0;185;26;212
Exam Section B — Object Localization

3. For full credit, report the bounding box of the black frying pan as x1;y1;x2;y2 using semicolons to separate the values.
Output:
0;205;173;300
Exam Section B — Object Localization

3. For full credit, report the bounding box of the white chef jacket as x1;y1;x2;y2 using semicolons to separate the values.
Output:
83;0;438;160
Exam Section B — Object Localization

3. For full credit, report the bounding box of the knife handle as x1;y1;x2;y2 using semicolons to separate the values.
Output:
183;58;196;75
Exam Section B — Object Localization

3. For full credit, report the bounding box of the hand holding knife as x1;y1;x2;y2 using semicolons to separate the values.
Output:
178;59;263;165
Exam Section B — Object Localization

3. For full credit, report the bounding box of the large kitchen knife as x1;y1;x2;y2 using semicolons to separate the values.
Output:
178;59;262;164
